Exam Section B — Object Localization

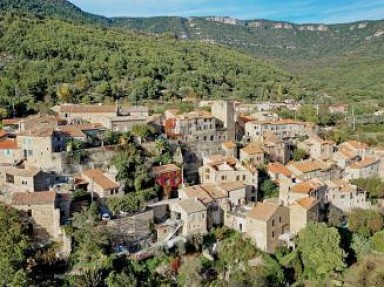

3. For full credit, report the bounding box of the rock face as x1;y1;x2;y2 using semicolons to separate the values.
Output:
205;16;243;26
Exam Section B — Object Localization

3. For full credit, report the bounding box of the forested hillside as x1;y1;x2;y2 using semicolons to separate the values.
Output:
0;0;109;24
0;14;304;116
0;0;383;109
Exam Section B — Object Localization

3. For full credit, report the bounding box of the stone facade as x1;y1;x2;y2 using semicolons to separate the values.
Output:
298;135;336;160
344;157;380;179
245;119;313;141
245;203;290;253
289;198;319;234
199;155;258;197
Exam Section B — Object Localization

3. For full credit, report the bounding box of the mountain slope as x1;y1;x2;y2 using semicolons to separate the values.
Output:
1;0;384;102
0;0;109;24
0;14;305;116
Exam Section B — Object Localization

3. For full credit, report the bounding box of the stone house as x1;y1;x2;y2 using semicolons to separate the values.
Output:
245;202;290;253
152;164;182;197
267;162;292;184
287;158;334;181
55;104;150;132
324;179;368;212
279;177;327;206
0;167;54;193
11;191;68;242
344;157;380;179
222;141;237;157
59;123;105;145
339;141;371;158
199;155;258;198
262;132;290;164
332;148;360;169
17;127;64;172
82;169;122;199
298;135;336;160
164;101;235;157
289;197;319;234
178;182;252;227
150;198;208;238
0;138;22;165
245;119;313;142
240;142;264;168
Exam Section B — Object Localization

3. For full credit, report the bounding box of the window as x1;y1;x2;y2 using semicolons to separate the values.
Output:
221;175;227;181
272;220;275;227
236;175;240;181
279;217;282;223
243;175;246;181
272;231;275;238
6;174;14;184
22;180;27;185
27;210;32;217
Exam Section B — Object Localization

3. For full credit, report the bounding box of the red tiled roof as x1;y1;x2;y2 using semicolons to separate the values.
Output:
0;130;7;138
291;179;324;194
2;118;21;125
268;163;292;178
0;139;18;150
295;197;318;210
11;191;56;205
82;169;120;191
152;164;181;175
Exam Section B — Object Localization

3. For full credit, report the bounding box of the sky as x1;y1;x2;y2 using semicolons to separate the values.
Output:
70;0;384;24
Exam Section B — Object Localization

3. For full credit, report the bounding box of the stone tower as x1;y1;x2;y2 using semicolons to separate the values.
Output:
211;101;236;141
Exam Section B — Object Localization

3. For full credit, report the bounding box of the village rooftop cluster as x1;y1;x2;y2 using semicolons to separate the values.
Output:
0;100;380;256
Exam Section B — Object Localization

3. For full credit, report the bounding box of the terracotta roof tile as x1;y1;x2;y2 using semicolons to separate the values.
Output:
0;139;18;150
349;157;379;169
295;197;318;210
152;164;181;175
2;167;40;177
60;104;116;113
218;182;246;192
343;140;368;150
291;179;324;194
242;143;263;155
222;141;237;149
82;169;120;191
268;163;292;178
176;198;206;214
289;158;330;173
0;130;7;138
247;202;281;221
11;191;56;205
19;127;55;137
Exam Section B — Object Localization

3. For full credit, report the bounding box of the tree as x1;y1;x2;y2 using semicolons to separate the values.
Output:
70;211;113;286
260;179;279;199
351;234;373;261
56;83;73;103
297;222;345;280
348;209;383;237
177;257;203;287
292;148;309;161
351;177;384;201
371;231;384;253
105;271;137;287
0;205;29;286
131;124;155;144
